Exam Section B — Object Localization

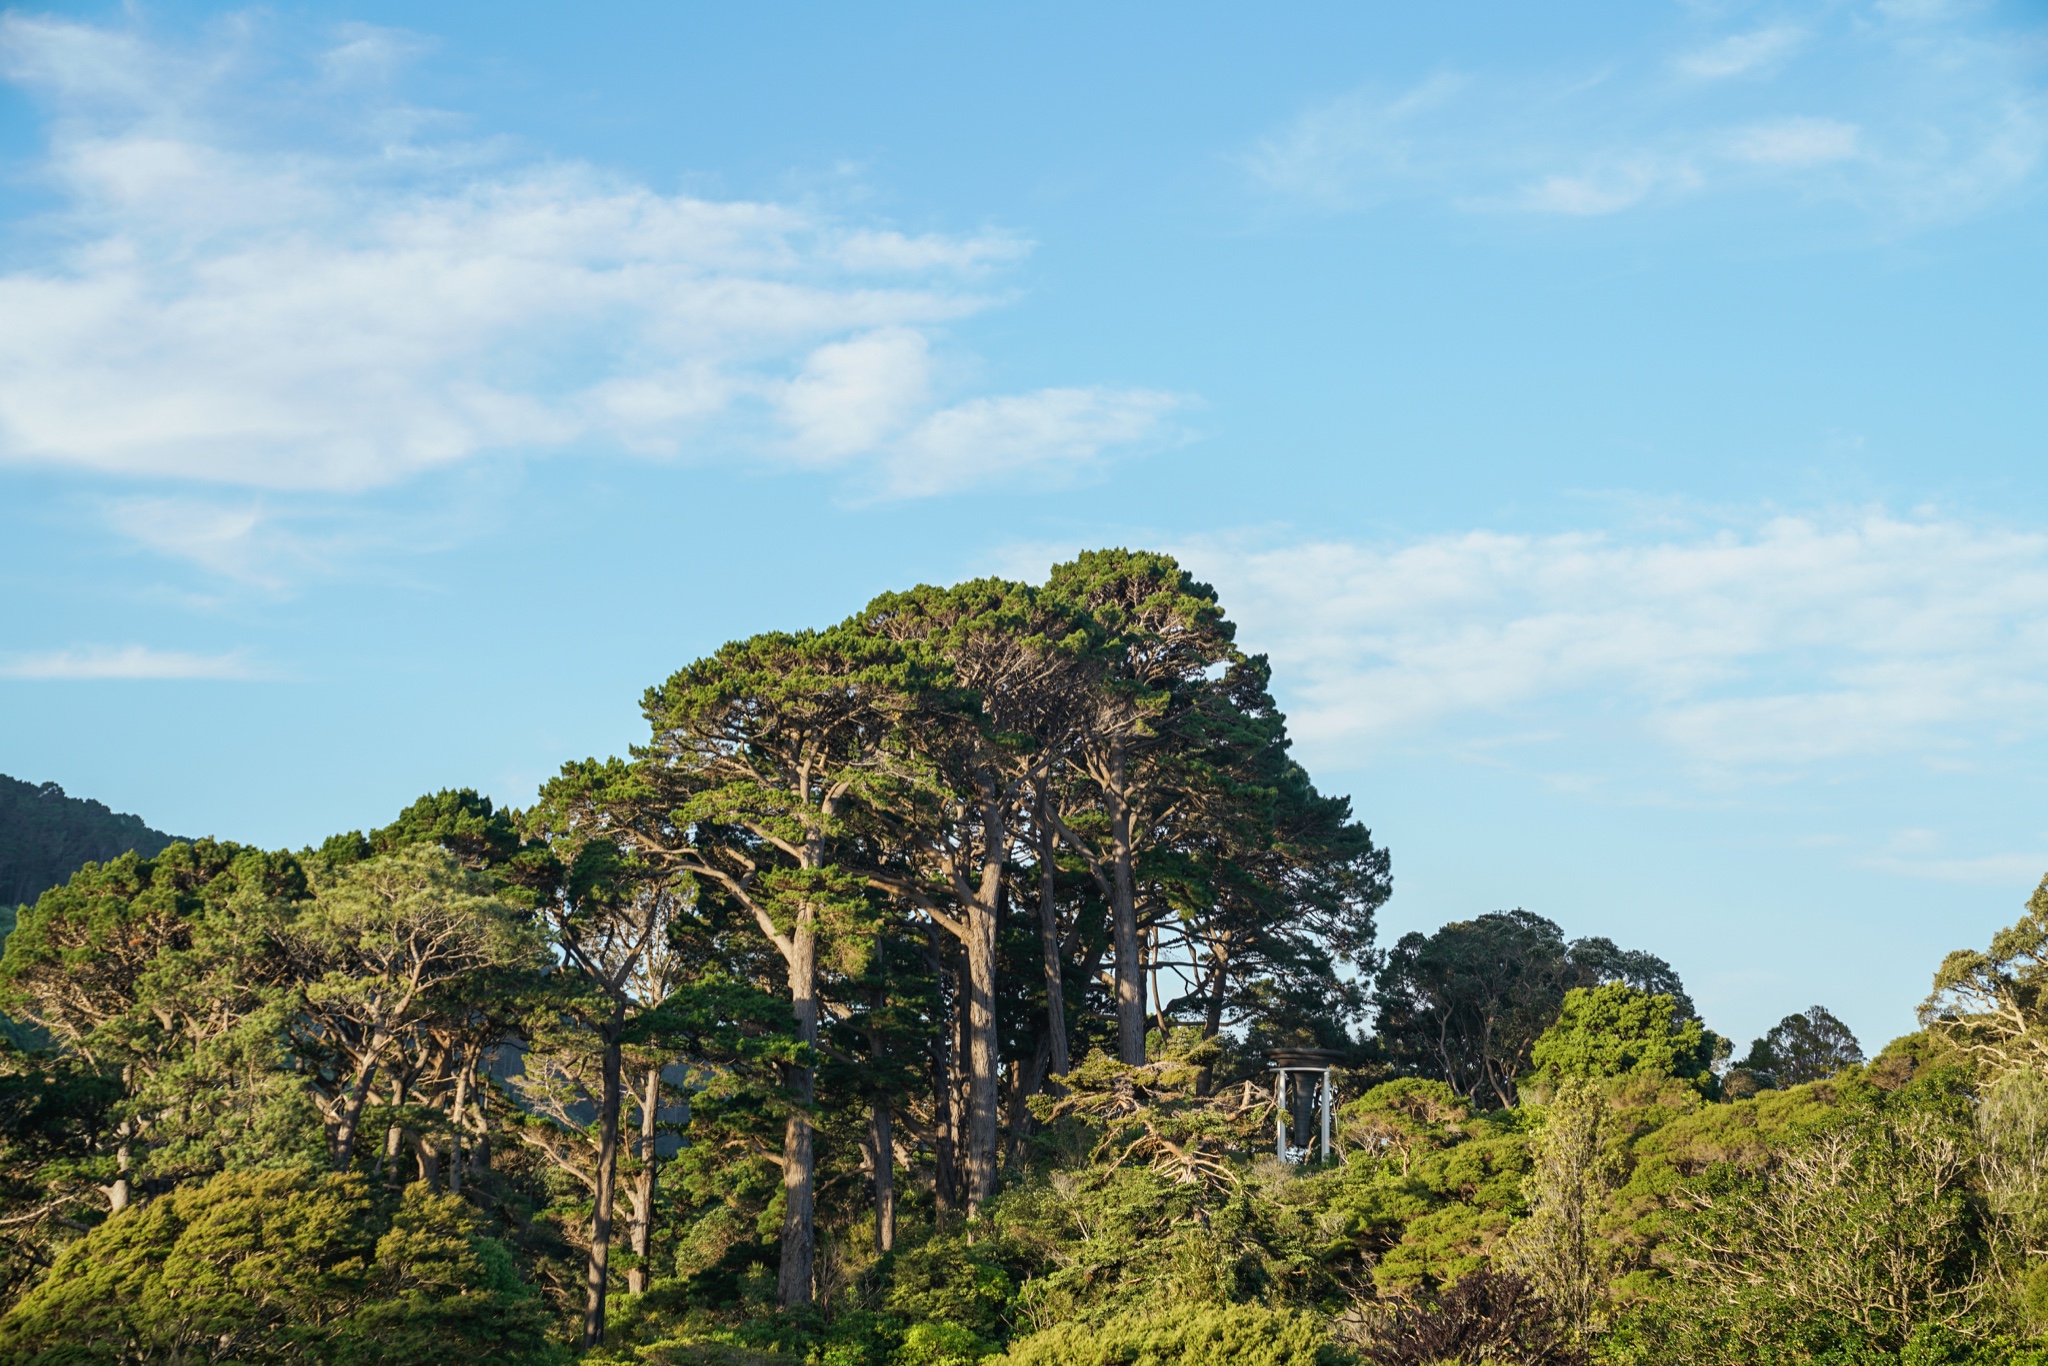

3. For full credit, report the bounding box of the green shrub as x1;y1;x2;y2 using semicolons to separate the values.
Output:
0;1171;561;1366
893;1320;995;1366
991;1304;1349;1366
883;1235;1016;1337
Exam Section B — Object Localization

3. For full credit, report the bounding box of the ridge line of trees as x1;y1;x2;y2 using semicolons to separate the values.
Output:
9;545;2003;1366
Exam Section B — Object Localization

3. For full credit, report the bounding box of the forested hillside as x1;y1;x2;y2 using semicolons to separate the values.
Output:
0;550;2040;1366
0;774;178;910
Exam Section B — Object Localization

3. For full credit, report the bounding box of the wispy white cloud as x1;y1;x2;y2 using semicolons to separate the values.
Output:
1675;25;1809;80
0;15;1170;507
99;493;393;588
1247;1;2044;227
881;388;1187;498
1517;157;1700;215
1853;827;2048;886
1;644;263;679
1168;511;2048;777
1240;74;1466;205
1865;852;2048;885
1725;117;1862;166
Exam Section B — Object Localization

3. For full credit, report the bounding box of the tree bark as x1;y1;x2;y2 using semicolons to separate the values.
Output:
414;1132;440;1186
777;909;818;1308
1108;747;1146;1064
468;1081;491;1182
955;776;1004;1212
950;952;970;1197
582;1010;625;1349
964;893;999;1211
870;1095;895;1253
1009;1031;1052;1166
1150;925;1171;1038
930;990;957;1221
1197;949;1230;1097
1036;796;1070;1084
331;1048;383;1169
448;1056;468;1195
628;1065;660;1294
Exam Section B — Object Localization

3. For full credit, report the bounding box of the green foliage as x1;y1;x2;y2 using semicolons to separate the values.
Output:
1330;1092;1535;1295
1624;1074;1990;1362
894;1321;995;1366
1732;1005;1865;1091
1373;915;1691;1110
0;1042;119;1300
1528;985;1719;1095
993;1303;1349;1366
15;561;2048;1366
1923;874;2048;1081
0;774;178;911
884;1236;1014;1339
1503;1080;1621;1335
0;1169;560;1364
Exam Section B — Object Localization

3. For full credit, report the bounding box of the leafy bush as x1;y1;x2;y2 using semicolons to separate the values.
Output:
894;1320;995;1366
1527;985;1717;1095
992;1303;1349;1366
0;1170;561;1365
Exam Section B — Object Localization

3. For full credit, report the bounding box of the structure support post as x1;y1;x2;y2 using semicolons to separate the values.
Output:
1274;1070;1288;1161
1320;1068;1332;1161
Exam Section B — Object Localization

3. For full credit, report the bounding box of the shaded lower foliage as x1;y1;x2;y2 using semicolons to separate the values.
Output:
1352;1268;1583;1366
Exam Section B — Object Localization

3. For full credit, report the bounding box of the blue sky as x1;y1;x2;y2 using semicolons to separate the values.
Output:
2;1;2045;1053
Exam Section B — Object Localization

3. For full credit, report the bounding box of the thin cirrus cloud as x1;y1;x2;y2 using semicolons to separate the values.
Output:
881;388;1190;499
0;15;1183;513
1244;1;2043;223
1175;511;2048;779
1724;117;1862;167
1674;25;1809;81
1;645;263;680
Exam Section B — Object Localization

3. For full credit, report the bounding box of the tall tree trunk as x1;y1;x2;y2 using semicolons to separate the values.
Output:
931;1012;956;1221
628;1065;661;1294
448;1056;468;1195
1197;948;1230;1097
870;1095;895;1253
777;910;818;1308
1008;1031;1052;1166
1036;795;1070;1084
468;1081;491;1180
414;1132;440;1186
964;894;999;1210
379;1129;398;1178
1150;925;1171;1037
378;1077;404;1183
332;1045;384;1169
582;1012;625;1349
863;981;897;1255
1107;747;1146;1064
950;953;970;1192
960;778;1004;1212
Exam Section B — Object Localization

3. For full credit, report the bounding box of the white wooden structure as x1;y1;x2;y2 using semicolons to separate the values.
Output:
1268;1047;1344;1163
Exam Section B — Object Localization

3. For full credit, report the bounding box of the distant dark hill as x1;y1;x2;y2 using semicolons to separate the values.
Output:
0;774;181;910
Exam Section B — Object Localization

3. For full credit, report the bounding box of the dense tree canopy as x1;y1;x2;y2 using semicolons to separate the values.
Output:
1731;1004;1865;1093
0;549;2039;1366
0;774;178;912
